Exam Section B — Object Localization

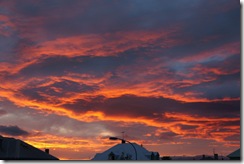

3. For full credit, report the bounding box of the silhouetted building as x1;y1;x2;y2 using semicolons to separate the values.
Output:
214;153;218;160
0;135;58;160
161;156;172;160
92;142;160;160
170;154;229;160
227;148;240;160
201;154;214;160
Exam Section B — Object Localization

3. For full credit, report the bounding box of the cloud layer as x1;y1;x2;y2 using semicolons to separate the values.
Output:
0;0;240;160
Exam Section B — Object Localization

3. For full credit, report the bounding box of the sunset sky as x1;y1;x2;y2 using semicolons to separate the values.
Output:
0;0;240;160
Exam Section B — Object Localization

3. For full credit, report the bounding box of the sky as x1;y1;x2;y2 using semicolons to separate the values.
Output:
0;0;241;160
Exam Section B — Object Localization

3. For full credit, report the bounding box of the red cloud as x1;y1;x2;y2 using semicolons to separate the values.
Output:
178;42;240;63
162;112;240;145
18;28;182;60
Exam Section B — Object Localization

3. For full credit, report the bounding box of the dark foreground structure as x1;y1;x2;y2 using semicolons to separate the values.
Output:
227;148;240;160
0;135;58;160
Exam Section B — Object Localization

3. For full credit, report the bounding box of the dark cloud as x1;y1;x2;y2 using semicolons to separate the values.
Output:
19;56;82;77
0;36;19;62
61;94;240;119
18;54;139;78
224;134;240;141
171;53;240;100
19;87;47;102
175;1;240;47
218;120;240;127
7;0;239;40
159;131;179;140
175;73;240;100
201;54;240;72
177;124;198;130
51;80;98;93
0;125;29;136
19;79;98;102
182;100;240;118
61;94;179;117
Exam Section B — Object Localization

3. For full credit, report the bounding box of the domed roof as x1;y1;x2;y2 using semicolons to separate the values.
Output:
92;142;159;160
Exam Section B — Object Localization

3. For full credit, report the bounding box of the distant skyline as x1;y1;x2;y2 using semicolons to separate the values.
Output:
0;0;240;160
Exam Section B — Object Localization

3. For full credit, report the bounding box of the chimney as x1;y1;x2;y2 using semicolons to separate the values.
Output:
202;154;205;160
45;148;49;154
214;154;218;160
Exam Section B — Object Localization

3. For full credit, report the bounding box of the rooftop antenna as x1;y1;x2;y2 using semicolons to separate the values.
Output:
121;131;125;140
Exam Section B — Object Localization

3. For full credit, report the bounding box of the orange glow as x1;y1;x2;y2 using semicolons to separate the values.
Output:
164;112;240;122
2;133;113;160
19;28;182;61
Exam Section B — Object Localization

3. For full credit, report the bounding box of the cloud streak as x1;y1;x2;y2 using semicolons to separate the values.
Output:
0;125;29;136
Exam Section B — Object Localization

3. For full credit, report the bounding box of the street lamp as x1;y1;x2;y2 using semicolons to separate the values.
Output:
109;137;138;160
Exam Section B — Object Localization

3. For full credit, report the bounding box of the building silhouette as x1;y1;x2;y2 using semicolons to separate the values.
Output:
0;135;58;160
227;148;240;160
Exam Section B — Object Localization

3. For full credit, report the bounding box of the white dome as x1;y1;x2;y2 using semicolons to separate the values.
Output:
92;143;159;160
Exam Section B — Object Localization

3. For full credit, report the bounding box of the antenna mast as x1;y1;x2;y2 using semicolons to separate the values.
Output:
121;131;125;140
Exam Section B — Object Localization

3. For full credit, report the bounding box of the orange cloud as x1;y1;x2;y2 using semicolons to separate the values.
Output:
161;112;240;144
0;70;239;132
19;28;182;60
178;42;240;63
164;112;240;122
191;64;240;76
